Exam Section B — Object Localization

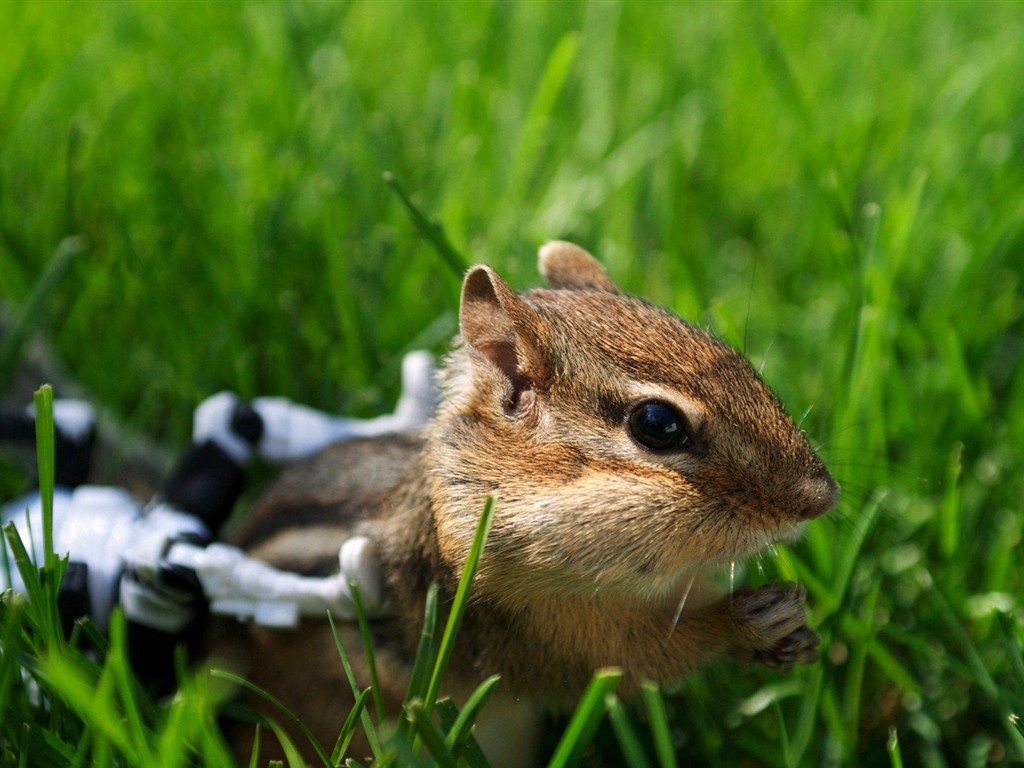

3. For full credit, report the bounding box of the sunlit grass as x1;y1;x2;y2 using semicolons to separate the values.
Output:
2;1;1023;765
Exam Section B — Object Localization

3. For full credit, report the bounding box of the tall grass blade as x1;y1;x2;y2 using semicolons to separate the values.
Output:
886;727;904;768
396;581;440;745
248;722;262;768
405;698;458;768
404;582;441;703
789;662;824;764
0;237;84;391
42;652;138;762
264;717;312;768
640;682;677;768
436;697;490;768
441;674;500;758
504;31;580;204
938;443;963;558
547;668;622;768
996;612;1024;702
771;700;794;768
4;522;53;636
0;599;25;728
106;612;155;764
826;489;887;618
210;669;332;767
32;385;56;571
605;693;652;768
331;687;370;763
424;495;495;713
327;611;383;760
349;580;386;723
843;581;881;756
70;616;110;657
383;172;466;279
929;580;1024;755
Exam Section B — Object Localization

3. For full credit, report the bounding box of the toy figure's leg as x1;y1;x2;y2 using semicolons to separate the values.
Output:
121;393;265;691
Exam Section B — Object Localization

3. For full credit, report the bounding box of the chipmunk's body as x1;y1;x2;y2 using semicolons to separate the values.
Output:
219;243;838;764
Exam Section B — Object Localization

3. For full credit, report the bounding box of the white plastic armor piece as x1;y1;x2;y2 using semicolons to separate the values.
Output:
163;535;382;629
1;485;138;633
254;350;436;463
2;350;433;634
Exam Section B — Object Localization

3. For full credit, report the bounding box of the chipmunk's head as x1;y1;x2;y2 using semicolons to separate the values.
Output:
431;242;838;605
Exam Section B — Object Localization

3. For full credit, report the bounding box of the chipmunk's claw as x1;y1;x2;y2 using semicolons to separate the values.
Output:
751;624;820;671
729;581;820;670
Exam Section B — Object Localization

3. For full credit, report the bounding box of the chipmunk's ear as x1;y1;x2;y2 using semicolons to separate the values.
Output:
460;266;548;407
538;241;618;292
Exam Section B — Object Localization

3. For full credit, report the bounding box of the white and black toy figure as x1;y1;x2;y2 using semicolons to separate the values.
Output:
1;351;435;692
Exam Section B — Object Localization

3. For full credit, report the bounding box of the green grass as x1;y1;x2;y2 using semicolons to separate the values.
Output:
2;1;1024;765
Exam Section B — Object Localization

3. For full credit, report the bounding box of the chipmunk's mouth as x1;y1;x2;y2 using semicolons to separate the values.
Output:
769;520;806;545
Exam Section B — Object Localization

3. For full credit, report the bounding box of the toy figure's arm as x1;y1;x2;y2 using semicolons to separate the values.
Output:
249;350;435;462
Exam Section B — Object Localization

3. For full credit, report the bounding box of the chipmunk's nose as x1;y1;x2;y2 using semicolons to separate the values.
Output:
793;469;840;520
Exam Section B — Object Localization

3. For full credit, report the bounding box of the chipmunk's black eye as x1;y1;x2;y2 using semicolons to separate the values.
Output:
627;401;690;450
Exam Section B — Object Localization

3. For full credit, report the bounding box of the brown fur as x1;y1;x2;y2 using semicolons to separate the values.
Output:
215;241;839;764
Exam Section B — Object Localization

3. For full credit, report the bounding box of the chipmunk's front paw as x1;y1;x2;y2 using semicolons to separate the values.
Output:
729;582;819;671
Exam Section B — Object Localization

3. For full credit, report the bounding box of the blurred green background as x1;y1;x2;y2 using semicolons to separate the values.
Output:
2;1;1023;765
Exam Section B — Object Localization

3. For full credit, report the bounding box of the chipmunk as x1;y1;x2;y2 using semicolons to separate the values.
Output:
217;242;839;765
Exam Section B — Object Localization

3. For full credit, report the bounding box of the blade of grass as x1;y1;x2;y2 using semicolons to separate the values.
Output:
789;660;824;764
32;385;55;571
770;699;794;768
887;727;904;768
423;495;495;713
404;583;441;703
745;5;853;230
441;674;501;757
70;616;111;657
18;723;29;768
264;716;312;768
331;687;370;763
1;520;13;602
938;443;963;558
842;579;881;756
996;612;1024;704
41;652;137;762
823;488;887;620
395;582;440;744
383;172;466;280
0;598;25;728
106;612;155;764
4;522;56;639
640;682;677;768
0;237;84;392
179;667;237;768
547;668;623;768
504;31;581;206
210;669;333;767
605;693;652;768
405;698;458;768
349;580;386;723
929;579;1024;755
248;723;262;768
327;611;383;760
435;697;490;768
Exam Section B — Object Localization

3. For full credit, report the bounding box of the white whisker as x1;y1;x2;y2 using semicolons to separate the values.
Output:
670;571;699;635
